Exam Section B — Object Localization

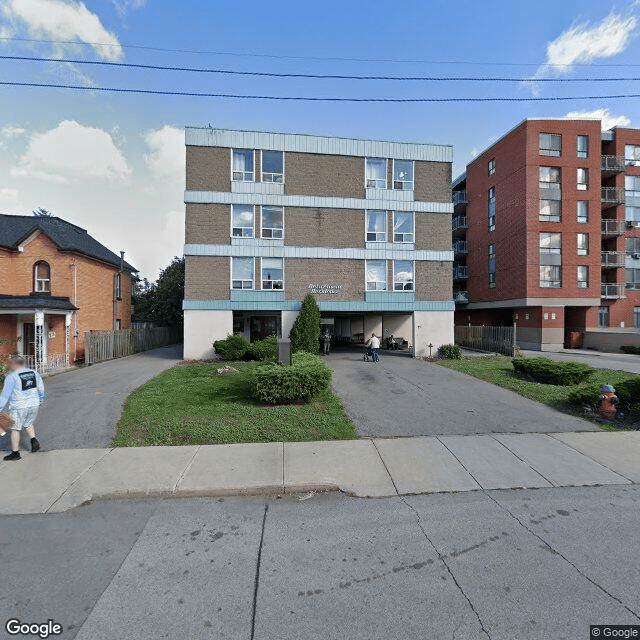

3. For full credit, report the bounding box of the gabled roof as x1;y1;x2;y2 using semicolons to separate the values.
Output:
0;295;78;311
0;214;137;272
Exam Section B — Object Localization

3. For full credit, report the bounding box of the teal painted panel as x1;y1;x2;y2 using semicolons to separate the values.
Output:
183;300;454;312
365;291;415;304
230;290;285;302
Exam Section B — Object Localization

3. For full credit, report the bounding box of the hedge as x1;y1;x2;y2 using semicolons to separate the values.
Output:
213;335;277;362
251;352;332;404
438;344;462;360
620;345;640;355
568;376;640;409
512;356;594;386
567;383;603;408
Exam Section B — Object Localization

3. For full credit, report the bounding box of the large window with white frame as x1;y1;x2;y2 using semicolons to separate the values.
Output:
261;150;284;183
33;261;51;293
577;266;589;289
577;168;588;191
626;268;640;291
577;233;589;256
539;232;562;288
366;210;387;242
625;176;640;207
231;257;254;290
393;211;414;243
393;160;413;190
539;133;561;157
577;201;588;224
261;258;283;290
366;158;387;189
625;145;640;166
576;135;589;159
393;260;414;291
261;206;284;239
366;260;387;291
231;204;254;237
232;149;254;181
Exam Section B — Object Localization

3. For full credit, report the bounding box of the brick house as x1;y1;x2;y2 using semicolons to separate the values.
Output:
183;128;454;358
0;214;136;369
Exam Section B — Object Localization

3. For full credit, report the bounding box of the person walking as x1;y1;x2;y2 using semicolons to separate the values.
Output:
365;333;380;363
320;330;331;355
0;355;44;461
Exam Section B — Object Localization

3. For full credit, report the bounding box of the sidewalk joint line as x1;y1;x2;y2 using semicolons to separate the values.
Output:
173;445;201;493
250;503;269;640
436;437;484;490
370;439;399;496
281;442;285;491
487;435;556;487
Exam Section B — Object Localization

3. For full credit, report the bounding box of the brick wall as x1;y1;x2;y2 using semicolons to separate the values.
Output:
284;153;364;198
185;256;230;300
186;146;230;192
415;213;452;251
286;207;365;248
186;203;231;245
414;161;452;202
285;258;364;300
415;261;452;301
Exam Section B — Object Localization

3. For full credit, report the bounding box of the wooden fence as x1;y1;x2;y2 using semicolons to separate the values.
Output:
84;326;179;365
455;325;516;356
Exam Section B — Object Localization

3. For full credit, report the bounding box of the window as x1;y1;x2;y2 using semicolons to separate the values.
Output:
539;232;561;255
540;266;562;288
577;168;588;191
626;206;640;224
261;206;284;239
539;199;561;222
232;257;254;290
577;233;589;256
261;258;283;290
625;145;640;166
488;187;496;232
115;319;121;330
626;237;640;256
231;204;254;237
366;210;387;242
261;150;284;183
488;244;496;289
539;133;561;156
33;261;50;293
625;176;640;209
232;149;254;181
114;272;122;299
366;158;387;189
488;158;496;176
626;268;640;291
577;266;589;289
576;135;589;158
393;260;414;291
393;160;413;190
577;201;588;224
539;167;561;220
366;260;387;291
393;211;414;243
635;307;640;329
540;233;561;288
599;306;610;328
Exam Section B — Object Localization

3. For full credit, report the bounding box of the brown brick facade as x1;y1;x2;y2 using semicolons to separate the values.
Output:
284;153;364;198
414;161;452;203
186;146;230;192
415;261;452;301
186;204;231;245
285;259;364;301
185;256;230;300
415;213;452;251
285;207;365;248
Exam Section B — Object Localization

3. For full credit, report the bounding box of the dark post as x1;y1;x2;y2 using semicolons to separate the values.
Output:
278;338;292;365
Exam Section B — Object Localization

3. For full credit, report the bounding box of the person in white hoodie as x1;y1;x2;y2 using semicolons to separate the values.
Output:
365;333;380;363
0;355;44;461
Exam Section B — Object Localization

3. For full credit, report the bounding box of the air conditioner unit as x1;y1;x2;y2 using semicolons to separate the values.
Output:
633;253;640;260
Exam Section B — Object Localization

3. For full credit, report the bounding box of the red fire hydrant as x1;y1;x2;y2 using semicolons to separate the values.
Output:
597;385;620;420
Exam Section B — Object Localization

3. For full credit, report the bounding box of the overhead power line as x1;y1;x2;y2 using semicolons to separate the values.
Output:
3;35;640;67
4;80;640;102
3;54;640;81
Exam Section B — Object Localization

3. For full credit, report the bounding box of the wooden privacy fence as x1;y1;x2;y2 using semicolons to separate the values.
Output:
84;326;179;365
455;325;516;356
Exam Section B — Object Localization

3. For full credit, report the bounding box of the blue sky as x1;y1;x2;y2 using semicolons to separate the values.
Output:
1;0;640;277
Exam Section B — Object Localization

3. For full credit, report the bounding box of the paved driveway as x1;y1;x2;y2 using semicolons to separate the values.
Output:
327;350;598;437
29;345;183;450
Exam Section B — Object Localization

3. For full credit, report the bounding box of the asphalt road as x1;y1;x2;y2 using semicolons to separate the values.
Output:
328;350;598;437
26;345;182;450
1;486;638;640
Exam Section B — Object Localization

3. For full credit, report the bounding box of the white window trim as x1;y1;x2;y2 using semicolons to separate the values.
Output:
34;262;51;293
260;257;284;291
231;148;255;183
231;204;255;238
577;135;589;159
365;157;388;190
577;266;589;289
231;257;255;290
392;211;415;243
365;259;387;291
577;233;589;256
392;159;414;191
260;205;285;240
577;168;588;191
577;201;588;224
366;210;388;243
393;259;414;292
261;149;285;184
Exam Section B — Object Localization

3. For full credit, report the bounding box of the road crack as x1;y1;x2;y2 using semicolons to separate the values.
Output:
250;503;269;640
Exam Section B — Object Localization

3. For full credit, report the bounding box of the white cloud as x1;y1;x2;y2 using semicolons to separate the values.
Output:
565;108;632;130
0;187;21;213
11;120;131;183
1;0;123;61
144;126;184;180
1;126;26;138
112;0;147;19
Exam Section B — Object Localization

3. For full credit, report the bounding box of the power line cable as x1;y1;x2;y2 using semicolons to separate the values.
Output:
3;54;640;81
4;80;640;102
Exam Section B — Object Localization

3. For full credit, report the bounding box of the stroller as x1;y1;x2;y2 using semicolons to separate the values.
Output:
363;345;373;362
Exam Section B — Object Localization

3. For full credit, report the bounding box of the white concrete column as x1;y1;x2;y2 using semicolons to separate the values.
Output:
34;310;45;370
65;312;73;366
281;310;299;340
184;310;233;360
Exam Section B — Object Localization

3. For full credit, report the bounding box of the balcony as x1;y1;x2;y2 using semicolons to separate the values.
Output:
453;190;468;206
601;251;625;268
453;290;469;304
601;283;626;299
601;155;626;174
453;240;468;255
453;266;468;280
602;187;625;208
601;219;626;236
452;215;468;232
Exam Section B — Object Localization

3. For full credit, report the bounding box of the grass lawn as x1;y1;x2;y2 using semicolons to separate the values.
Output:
112;361;357;447
438;355;638;431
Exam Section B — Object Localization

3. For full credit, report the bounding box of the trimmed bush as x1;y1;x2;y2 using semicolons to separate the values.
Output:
438;344;462;360
251;352;332;404
213;334;249;361
620;345;640;355
614;376;640;404
290;293;321;354
247;335;278;362
512;356;594;386
567;383;602;408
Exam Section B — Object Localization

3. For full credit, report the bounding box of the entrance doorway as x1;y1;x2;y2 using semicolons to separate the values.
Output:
250;316;280;342
23;322;35;356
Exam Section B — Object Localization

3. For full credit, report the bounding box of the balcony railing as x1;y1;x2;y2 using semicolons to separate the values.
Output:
453;266;468;280
453;240;468;254
23;353;69;374
453;290;469;304
452;215;468;231
601;283;626;299
601;251;626;268
601;155;626;173
452;190;468;205
601;219;626;236
602;187;625;206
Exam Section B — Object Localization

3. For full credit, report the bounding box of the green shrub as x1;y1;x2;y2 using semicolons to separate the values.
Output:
567;383;602;408
213;334;250;361
620;345;640;355
614;376;640;404
247;335;278;361
251;352;332;404
438;344;462;360
512;356;594;386
290;293;321;354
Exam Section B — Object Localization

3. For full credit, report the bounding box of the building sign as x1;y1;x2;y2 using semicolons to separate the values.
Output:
308;283;343;295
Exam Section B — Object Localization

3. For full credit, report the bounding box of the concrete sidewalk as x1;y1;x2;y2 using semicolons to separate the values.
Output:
0;431;638;515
